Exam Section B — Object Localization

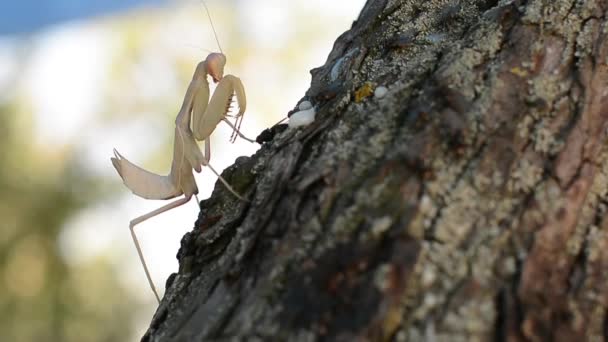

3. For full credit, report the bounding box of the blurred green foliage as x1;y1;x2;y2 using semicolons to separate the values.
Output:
0;102;137;341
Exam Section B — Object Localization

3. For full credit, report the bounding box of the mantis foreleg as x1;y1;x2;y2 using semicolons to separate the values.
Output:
192;75;247;141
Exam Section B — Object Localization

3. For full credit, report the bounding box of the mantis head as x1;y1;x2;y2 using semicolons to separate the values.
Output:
206;53;226;83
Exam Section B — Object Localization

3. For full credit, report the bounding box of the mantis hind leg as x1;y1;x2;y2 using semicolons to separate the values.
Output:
129;195;192;303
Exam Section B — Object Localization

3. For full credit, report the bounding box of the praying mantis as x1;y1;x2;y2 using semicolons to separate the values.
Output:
111;3;254;303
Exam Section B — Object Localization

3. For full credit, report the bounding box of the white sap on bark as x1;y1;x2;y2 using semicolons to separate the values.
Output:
288;107;316;128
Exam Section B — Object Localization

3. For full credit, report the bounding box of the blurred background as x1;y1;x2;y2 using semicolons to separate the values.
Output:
0;0;365;340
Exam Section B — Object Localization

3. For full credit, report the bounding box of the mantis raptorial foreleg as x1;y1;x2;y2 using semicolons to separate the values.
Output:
129;195;193;303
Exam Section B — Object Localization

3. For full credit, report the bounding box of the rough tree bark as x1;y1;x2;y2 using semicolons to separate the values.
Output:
142;0;608;341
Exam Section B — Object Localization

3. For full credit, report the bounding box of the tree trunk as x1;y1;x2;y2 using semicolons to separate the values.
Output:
143;0;608;340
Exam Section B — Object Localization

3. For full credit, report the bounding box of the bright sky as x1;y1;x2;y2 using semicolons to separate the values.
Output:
0;0;366;339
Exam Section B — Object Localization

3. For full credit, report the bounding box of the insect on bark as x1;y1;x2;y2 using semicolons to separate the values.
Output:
111;2;254;303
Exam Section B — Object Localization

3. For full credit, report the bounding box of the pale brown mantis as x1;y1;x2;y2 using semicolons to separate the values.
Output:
111;2;253;303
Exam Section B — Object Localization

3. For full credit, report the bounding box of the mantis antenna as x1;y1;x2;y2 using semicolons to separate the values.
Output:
201;0;223;54
182;43;213;54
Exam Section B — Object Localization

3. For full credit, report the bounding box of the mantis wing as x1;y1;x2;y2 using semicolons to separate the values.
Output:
111;149;181;200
